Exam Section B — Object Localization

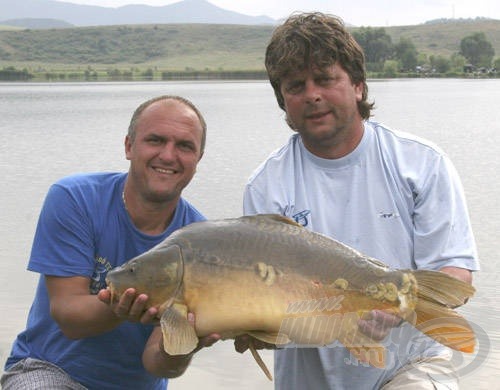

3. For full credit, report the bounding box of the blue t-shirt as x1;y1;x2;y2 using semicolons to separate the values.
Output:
5;172;205;390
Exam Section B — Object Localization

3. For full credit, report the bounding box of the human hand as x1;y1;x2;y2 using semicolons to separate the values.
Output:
187;313;220;353
358;310;402;341
234;334;276;354
97;287;159;325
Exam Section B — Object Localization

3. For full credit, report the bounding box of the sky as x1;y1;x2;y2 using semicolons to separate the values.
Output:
63;0;500;26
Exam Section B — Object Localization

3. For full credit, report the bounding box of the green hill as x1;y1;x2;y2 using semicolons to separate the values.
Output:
0;19;498;77
0;24;274;71
385;19;500;58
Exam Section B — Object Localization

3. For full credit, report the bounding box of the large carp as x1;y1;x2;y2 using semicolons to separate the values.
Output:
106;214;475;377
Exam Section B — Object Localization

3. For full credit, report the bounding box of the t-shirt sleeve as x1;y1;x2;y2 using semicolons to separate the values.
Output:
28;183;96;277
243;183;262;215
412;154;479;271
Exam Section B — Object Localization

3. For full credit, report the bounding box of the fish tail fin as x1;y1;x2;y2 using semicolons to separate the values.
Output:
412;270;476;353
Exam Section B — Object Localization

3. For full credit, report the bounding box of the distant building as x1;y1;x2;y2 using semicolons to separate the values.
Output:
463;64;475;73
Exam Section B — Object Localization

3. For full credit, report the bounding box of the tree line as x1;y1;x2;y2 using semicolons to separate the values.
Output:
352;27;497;75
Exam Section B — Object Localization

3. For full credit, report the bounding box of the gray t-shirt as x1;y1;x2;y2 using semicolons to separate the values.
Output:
243;121;479;389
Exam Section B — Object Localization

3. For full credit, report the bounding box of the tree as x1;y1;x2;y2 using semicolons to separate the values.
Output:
494;57;500;70
450;53;467;72
383;60;398;77
460;32;495;67
394;37;418;71
430;55;451;73
352;27;393;71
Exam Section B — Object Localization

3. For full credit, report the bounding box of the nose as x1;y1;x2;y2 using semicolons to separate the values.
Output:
304;80;321;104
158;142;177;161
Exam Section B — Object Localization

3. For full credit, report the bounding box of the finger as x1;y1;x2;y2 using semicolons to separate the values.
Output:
114;288;137;317
372;310;402;328
128;293;148;315
140;306;159;325
97;289;111;304
358;319;387;341
234;335;250;353
187;312;195;326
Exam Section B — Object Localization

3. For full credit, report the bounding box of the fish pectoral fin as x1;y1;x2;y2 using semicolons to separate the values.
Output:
247;331;290;346
160;304;198;355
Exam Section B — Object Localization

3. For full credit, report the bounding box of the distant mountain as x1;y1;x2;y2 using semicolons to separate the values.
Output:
0;0;277;27
0;18;74;29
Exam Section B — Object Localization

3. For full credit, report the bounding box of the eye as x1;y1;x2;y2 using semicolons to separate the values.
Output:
178;141;196;152
148;138;162;145
145;135;164;145
284;81;304;95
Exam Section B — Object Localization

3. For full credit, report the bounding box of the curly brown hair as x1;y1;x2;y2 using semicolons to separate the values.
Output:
265;12;374;119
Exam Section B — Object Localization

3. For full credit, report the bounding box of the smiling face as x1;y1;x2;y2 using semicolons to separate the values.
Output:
125;99;204;206
280;63;364;159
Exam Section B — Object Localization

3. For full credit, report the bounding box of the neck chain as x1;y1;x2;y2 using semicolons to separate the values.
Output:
122;190;128;210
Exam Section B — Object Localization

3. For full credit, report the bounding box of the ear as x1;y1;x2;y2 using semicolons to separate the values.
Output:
125;135;132;161
354;82;364;102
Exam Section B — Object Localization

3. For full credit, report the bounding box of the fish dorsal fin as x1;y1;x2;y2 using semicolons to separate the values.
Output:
244;214;303;228
160;303;198;355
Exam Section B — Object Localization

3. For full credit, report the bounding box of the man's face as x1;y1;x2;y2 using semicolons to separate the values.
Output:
280;63;364;158
125;100;203;204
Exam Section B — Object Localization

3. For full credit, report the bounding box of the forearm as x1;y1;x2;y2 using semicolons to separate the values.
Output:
439;266;473;284
46;276;123;339
50;293;122;339
143;327;193;378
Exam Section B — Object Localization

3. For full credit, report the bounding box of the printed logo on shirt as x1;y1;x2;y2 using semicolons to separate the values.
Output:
293;210;311;227
378;211;400;219
90;256;113;294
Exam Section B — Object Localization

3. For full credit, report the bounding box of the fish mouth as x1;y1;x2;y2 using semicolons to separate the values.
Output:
106;280;118;303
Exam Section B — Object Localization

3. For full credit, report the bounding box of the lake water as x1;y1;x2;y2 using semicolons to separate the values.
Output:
0;79;499;389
